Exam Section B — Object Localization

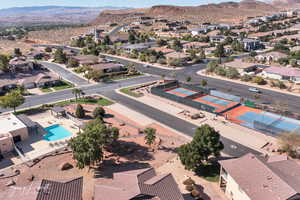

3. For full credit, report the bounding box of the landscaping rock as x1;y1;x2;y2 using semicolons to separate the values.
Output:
59;162;73;171
27;175;35;181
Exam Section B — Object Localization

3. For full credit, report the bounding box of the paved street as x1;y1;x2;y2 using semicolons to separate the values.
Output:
0;62;262;157
39;61;89;86
103;54;300;114
101;90;261;157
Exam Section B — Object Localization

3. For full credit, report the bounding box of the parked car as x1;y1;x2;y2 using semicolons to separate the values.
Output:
143;64;150;68
248;87;261;93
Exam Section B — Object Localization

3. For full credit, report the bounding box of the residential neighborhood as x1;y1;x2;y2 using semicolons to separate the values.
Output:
0;1;300;200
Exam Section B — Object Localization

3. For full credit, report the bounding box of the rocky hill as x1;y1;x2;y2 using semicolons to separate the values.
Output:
0;6;130;27
91;0;279;25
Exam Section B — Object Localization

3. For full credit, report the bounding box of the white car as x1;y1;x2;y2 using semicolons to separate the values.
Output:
248;87;261;93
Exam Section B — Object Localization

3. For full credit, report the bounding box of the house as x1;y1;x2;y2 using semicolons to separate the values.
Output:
72;55;102;66
204;47;217;55
165;52;190;64
89;63;125;73
93;168;184;200
0;177;83;200
290;46;300;52
119;42;153;54
262;66;300;83
219;153;300;200
183;42;210;52
210;35;226;43
239;38;262;51
255;52;288;62
27;50;46;60
190;28;209;36
150;47;175;55
0;70;61;91
8;57;36;73
0;113;37;155
224;59;264;75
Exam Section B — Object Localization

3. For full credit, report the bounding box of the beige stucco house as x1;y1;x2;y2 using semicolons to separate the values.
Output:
0;113;34;155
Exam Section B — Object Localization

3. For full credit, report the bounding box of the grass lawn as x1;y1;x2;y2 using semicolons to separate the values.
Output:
111;73;144;81
40;88;53;93
195;162;220;182
53;81;74;91
120;86;143;98
55;97;114;107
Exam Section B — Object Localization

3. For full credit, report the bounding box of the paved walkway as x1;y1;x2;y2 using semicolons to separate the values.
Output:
39;61;90;86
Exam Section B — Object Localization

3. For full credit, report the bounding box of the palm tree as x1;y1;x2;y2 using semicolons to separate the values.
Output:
72;88;82;101
144;128;157;148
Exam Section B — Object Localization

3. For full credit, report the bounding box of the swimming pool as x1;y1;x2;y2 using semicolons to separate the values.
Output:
44;124;72;141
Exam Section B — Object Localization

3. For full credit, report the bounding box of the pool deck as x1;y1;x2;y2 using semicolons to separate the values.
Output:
17;111;78;161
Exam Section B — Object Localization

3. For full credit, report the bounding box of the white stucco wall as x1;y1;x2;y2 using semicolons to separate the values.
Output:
225;174;252;200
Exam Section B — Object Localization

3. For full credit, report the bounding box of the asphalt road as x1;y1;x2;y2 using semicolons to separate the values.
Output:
0;62;262;157
39;61;89;86
0;75;158;113
101;90;261;157
103;54;300;114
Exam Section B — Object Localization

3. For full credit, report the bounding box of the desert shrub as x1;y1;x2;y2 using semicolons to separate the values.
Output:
185;185;194;192
183;177;195;186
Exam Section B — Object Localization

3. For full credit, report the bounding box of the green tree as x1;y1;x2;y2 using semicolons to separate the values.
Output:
129;33;136;44
201;79;207;87
156;39;167;46
225;67;240;79
172;39;183;51
69;118;118;169
14;48;22;57
144;127;157;147
93;107;105;119
103;35;111;45
186;76;192;82
44;47;52;53
53;48;67;64
75;104;85;119
0;54;9;72
178;124;224;171
252;76;266;85
67;57;79;68
0;89;25;112
214;44;225;61
206;61;218;73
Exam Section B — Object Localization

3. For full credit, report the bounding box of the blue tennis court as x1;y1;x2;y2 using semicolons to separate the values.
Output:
237;111;300;134
166;87;197;97
200;96;231;106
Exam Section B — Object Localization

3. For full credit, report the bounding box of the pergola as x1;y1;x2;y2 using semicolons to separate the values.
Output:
50;106;66;118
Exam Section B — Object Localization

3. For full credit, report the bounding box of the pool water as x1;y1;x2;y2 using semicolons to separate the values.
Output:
44;124;72;141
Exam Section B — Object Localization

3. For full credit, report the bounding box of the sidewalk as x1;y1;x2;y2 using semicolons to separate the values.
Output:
197;69;300;97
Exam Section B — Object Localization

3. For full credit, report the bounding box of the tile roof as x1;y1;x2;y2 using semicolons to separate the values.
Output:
94;168;183;200
36;177;83;200
0;177;83;200
264;66;300;77
219;153;300;200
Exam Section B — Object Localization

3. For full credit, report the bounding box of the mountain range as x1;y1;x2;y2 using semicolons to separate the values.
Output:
0;6;130;27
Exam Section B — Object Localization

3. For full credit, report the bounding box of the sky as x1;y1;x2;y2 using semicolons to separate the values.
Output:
0;0;239;9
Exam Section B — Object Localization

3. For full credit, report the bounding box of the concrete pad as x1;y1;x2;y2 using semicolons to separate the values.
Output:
107;103;155;126
139;96;184;115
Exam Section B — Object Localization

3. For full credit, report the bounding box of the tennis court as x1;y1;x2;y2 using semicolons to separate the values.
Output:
192;95;240;113
165;87;197;97
225;106;300;135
